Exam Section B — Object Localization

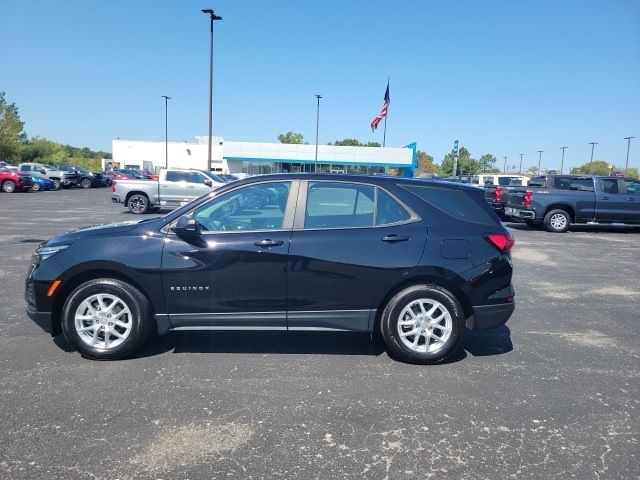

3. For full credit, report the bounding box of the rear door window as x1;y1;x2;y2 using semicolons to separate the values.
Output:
165;171;187;182
600;179;620;194
375;189;411;225
305;182;374;228
569;178;594;192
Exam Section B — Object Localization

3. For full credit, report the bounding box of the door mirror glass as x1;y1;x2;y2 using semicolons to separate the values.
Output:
172;215;201;235
40;169;46;174
204;179;213;187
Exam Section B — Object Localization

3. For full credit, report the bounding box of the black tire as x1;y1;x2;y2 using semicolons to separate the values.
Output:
2;180;16;193
52;179;61;190
128;193;150;214
80;178;92;189
380;284;465;364
31;182;41;191
543;209;570;233
61;278;154;360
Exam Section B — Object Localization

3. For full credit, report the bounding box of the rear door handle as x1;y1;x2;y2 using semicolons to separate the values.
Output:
254;239;284;247
629;197;636;201
382;234;410;242
601;196;609;200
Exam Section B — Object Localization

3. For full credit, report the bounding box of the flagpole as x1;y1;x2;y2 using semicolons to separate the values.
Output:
382;77;389;147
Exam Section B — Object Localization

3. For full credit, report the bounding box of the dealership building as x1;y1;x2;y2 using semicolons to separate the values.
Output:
111;137;417;177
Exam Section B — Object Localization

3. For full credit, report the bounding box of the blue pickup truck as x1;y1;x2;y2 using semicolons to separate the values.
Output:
504;175;640;232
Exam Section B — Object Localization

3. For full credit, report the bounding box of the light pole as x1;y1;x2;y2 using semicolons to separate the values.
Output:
519;153;524;174
314;94;321;173
161;96;171;168
588;141;598;174
201;8;222;170
560;146;567;174
537;150;543;175
624;137;635;176
503;156;507;173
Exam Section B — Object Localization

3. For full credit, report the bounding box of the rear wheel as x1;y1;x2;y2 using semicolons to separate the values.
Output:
543;209;570;233
80;178;92;189
31;182;41;191
128;194;149;214
2;180;16;193
61;278;153;360
381;285;465;364
52;179;61;190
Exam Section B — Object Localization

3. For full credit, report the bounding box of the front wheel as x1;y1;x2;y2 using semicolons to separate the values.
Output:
128;194;149;214
2;180;16;193
543;209;570;233
381;285;465;364
80;178;92;189
61;279;153;360
31;182;41;191
52;179;61;190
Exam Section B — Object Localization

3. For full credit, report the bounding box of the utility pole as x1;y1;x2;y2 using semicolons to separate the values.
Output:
588;142;598;174
560;146;567;174
161;96;171;168
537;150;543;175
519;153;524;174
201;9;222;170
503;156;507;173
315;94;321;173
624;137;635;176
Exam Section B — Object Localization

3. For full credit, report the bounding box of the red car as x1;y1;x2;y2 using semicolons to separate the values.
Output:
1;167;33;193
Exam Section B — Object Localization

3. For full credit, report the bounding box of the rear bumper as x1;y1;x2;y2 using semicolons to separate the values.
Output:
504;207;536;219
468;302;515;330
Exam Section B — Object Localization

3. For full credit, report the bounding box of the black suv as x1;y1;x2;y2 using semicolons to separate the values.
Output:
25;174;515;364
58;165;105;188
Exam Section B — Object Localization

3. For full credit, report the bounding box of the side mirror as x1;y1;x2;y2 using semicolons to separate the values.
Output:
171;215;201;236
204;179;213;187
40;169;46;174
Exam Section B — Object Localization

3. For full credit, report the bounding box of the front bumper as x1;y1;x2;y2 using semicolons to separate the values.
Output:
467;302;515;330
112;194;121;204
25;280;55;334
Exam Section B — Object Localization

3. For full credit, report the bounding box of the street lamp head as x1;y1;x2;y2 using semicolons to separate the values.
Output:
315;94;322;99
201;9;222;19
162;95;171;100
624;136;635;140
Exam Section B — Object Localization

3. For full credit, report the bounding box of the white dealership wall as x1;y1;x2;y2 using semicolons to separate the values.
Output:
111;137;416;175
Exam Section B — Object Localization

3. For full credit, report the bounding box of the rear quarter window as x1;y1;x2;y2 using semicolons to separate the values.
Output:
403;185;498;225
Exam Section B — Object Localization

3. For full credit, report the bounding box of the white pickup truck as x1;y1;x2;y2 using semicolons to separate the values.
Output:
111;168;227;214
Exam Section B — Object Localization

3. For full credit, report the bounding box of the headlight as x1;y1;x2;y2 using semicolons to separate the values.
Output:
35;244;70;261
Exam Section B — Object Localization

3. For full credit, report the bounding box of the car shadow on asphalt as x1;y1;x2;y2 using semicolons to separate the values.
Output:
53;326;513;362
505;222;640;233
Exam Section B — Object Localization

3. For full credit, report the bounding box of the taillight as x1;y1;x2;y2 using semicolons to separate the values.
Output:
111;181;116;193
494;186;503;202
522;190;533;208
485;232;515;253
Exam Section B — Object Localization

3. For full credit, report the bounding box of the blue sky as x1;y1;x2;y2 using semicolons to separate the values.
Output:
2;0;639;171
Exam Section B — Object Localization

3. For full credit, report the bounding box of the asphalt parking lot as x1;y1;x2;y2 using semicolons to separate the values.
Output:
0;188;638;480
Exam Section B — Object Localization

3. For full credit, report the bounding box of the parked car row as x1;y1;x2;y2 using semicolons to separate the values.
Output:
478;173;640;232
1;163;126;193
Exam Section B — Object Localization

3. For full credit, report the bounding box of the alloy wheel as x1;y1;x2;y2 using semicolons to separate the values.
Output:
74;293;133;350
396;298;453;353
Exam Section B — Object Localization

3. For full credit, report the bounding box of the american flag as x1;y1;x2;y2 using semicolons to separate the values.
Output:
370;83;390;132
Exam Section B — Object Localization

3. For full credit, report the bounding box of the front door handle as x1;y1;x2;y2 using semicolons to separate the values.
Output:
629;197;636;201
254;239;284;247
601;196;609;200
382;234;410;243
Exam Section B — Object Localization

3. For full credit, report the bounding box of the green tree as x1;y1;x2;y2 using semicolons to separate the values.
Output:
478;153;497;172
440;146;480;176
277;131;304;144
329;139;381;147
0;92;25;161
19;136;69;165
624;167;639;178
415;150;438;175
570;160;611;175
